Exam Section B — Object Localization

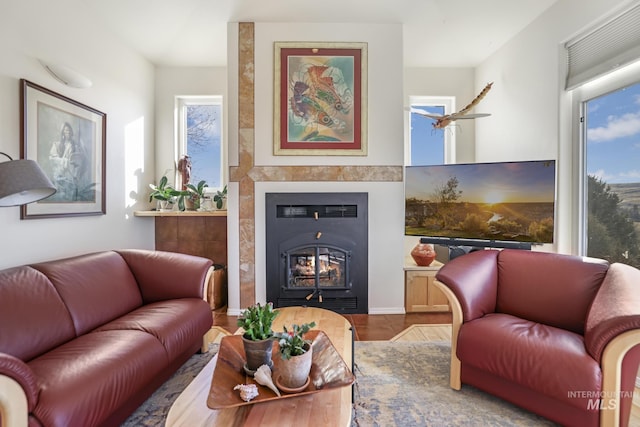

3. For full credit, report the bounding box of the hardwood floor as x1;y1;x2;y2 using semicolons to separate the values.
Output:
212;308;453;341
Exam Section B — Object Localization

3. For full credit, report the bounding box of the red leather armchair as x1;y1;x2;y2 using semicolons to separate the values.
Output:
434;249;640;427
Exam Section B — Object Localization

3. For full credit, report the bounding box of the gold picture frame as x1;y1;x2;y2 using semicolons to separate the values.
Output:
274;42;367;156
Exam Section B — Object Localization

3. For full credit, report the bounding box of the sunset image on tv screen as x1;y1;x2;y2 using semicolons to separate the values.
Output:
405;160;556;244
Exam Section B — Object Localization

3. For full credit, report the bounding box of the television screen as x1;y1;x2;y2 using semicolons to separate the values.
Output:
405;160;556;244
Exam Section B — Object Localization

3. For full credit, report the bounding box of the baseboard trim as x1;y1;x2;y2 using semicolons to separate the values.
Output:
367;307;406;315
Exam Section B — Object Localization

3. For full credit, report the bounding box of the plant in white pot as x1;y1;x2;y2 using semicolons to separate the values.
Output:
213;184;227;210
148;175;190;211
236;302;279;376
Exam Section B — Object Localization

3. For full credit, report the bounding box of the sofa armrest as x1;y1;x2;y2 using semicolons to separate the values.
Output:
0;353;38;426
0;376;28;427
116;249;214;303
585;262;640;363
435;249;499;322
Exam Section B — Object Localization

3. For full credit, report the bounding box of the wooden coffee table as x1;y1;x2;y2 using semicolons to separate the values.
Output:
165;306;354;426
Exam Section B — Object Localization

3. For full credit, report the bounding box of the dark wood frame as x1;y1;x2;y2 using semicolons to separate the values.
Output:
20;79;106;219
273;42;367;156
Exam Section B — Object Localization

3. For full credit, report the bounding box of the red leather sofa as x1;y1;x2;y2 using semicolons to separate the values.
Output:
435;249;640;427
0;249;213;427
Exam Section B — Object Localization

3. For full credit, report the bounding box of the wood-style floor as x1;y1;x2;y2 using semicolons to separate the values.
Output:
213;308;453;341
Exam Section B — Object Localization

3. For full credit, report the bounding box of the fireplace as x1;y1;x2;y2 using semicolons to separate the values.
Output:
266;193;368;314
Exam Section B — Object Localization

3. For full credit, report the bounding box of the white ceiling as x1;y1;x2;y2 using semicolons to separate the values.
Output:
82;0;559;68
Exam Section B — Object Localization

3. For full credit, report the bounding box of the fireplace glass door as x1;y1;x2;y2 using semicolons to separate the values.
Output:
286;245;349;291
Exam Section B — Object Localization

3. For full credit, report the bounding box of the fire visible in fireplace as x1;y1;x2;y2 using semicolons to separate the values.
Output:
288;247;346;288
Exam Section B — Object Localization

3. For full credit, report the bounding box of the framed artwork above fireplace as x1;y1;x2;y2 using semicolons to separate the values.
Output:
273;41;368;156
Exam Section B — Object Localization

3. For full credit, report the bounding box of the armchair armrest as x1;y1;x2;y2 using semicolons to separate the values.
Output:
585;263;640;363
433;279;463;390
585;263;640;427
0;353;38;427
435;249;499;322
116;249;213;303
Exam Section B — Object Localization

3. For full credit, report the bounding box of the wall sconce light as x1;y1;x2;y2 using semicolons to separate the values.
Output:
0;152;57;206
39;61;93;89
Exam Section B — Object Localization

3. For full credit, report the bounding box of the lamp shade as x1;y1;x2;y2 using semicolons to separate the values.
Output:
0;158;57;206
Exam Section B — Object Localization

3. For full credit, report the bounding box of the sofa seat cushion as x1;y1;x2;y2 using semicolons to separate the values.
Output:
457;313;601;410
28;330;167;427
93;298;212;361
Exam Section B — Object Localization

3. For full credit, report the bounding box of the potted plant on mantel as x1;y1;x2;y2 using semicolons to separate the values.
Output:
149;175;192;211
185;179;208;211
213;184;228;210
237;302;279;376
272;321;316;392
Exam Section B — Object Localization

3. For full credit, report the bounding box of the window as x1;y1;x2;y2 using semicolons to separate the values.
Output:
576;67;640;269
176;96;224;191
407;96;455;166
568;3;640;268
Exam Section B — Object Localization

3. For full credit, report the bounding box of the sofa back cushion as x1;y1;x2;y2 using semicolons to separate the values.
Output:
31;252;143;336
0;266;76;361
496;249;609;334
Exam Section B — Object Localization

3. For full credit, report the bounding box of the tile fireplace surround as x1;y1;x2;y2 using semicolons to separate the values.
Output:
229;23;402;310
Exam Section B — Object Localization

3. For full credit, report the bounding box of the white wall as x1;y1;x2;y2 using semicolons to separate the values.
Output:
0;0;156;269
154;66;228;185
474;0;634;254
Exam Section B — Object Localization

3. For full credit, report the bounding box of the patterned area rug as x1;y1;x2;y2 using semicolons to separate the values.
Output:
121;340;558;426
352;341;558;426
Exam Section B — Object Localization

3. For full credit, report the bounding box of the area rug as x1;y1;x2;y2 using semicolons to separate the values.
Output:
121;341;558;426
352;341;558;426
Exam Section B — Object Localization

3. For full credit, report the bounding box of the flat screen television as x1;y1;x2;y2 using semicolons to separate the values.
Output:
405;160;556;249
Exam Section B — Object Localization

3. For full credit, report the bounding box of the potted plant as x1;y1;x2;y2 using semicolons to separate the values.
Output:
213;184;227;210
237;302;279;376
185;179;208;210
148;175;190;211
272;321;316;391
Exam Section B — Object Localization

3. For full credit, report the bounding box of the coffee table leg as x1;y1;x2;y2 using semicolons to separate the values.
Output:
350;325;355;404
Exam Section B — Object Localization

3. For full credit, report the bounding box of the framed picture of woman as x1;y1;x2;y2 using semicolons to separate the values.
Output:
21;79;106;219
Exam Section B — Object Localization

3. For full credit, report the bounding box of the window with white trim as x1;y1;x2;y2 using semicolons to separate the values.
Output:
568;3;640;268
574;68;640;269
407;96;455;166
176;96;224;191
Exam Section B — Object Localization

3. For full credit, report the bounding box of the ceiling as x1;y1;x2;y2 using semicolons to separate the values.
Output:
82;0;559;68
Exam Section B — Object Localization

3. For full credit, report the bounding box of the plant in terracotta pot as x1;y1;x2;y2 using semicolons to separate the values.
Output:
237;302;279;376
185;179;208;210
272;321;316;392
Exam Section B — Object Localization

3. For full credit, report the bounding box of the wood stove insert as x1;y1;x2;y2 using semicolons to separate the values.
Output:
265;192;368;314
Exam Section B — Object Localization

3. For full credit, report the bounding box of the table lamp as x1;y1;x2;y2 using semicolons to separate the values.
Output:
0;152;56;206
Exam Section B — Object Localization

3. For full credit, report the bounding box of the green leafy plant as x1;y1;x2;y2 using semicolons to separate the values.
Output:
148;175;190;211
185;180;209;210
272;322;316;360
213;184;228;209
236;302;279;341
